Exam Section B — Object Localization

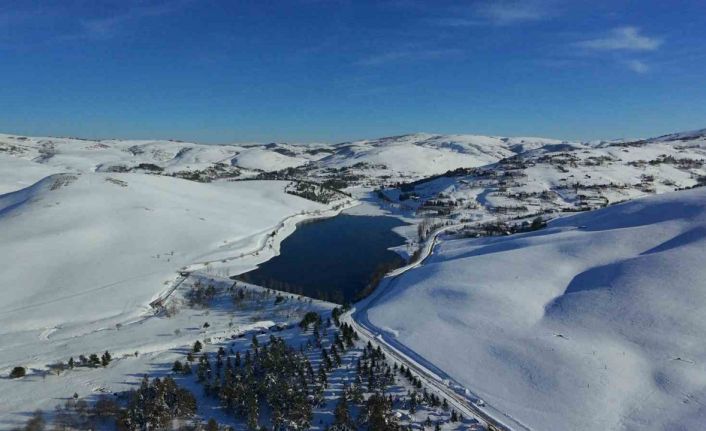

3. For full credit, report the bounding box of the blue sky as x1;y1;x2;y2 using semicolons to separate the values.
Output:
1;0;705;143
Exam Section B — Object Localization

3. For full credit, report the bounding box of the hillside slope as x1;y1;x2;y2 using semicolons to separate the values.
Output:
0;174;324;340
0;132;576;191
381;132;705;234
0;153;62;194
365;188;706;430
319;133;558;175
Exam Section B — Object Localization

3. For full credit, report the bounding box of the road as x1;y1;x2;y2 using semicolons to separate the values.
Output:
345;223;528;431
342;312;511;431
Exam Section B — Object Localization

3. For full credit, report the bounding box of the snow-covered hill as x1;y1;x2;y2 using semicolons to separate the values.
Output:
2;130;705;199
0;132;573;192
2;127;706;429
0;134;235;174
0;134;330;188
273;133;575;189
0;153;62;194
0;173;325;346
312;133;561;179
382;132;706;234
231;145;322;171
364;188;706;430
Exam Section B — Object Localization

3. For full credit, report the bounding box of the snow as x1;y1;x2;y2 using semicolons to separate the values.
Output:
0;174;327;367
381;134;706;233
647;128;706;143
2;126;706;429
0;153;62;194
317;133;551;179
0;133;242;179
0;274;335;427
0;131;535;191
364;188;706;430
231;147;310;171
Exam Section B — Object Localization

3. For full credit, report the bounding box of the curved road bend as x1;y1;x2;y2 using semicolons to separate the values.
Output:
346;225;531;431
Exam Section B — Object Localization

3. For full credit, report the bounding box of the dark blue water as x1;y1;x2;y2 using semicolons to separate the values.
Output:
238;215;407;304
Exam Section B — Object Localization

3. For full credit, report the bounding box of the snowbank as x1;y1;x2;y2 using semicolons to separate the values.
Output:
232;147;310;171
0;174;324;338
365;188;706;430
0;153;62;194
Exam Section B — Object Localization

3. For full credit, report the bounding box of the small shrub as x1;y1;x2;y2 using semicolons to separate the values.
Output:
299;311;321;330
9;366;26;378
530;216;546;230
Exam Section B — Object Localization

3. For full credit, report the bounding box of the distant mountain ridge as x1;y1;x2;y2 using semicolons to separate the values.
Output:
1;127;704;194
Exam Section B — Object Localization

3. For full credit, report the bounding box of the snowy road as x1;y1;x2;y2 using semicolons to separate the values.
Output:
346;224;528;431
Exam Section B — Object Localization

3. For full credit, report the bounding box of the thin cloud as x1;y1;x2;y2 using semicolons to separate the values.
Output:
427;17;481;28
356;48;462;66
577;26;662;51
0;0;192;46
625;59;649;74
417;1;555;28
473;0;552;25
80;1;188;39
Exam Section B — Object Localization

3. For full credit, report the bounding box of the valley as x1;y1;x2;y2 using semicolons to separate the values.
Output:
1;128;705;430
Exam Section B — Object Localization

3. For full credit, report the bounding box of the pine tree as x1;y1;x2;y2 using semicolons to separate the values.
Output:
193;340;203;353
333;395;354;429
89;353;101;367
322;348;332;371
409;391;418;414
331;344;342;367
358;393;399;431
9;366;26;379
318;366;328;388
197;360;208;382
101;351;111;367
245;388;258;430
118;376;196;429
205;418;219;431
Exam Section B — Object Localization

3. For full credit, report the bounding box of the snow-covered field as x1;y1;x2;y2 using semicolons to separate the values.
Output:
2;127;706;429
378;131;706;236
0;133;329;186
364;187;706;430
312;133;550;178
0;274;334;427
0;153;62;194
0;131;576;191
0;173;344;392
